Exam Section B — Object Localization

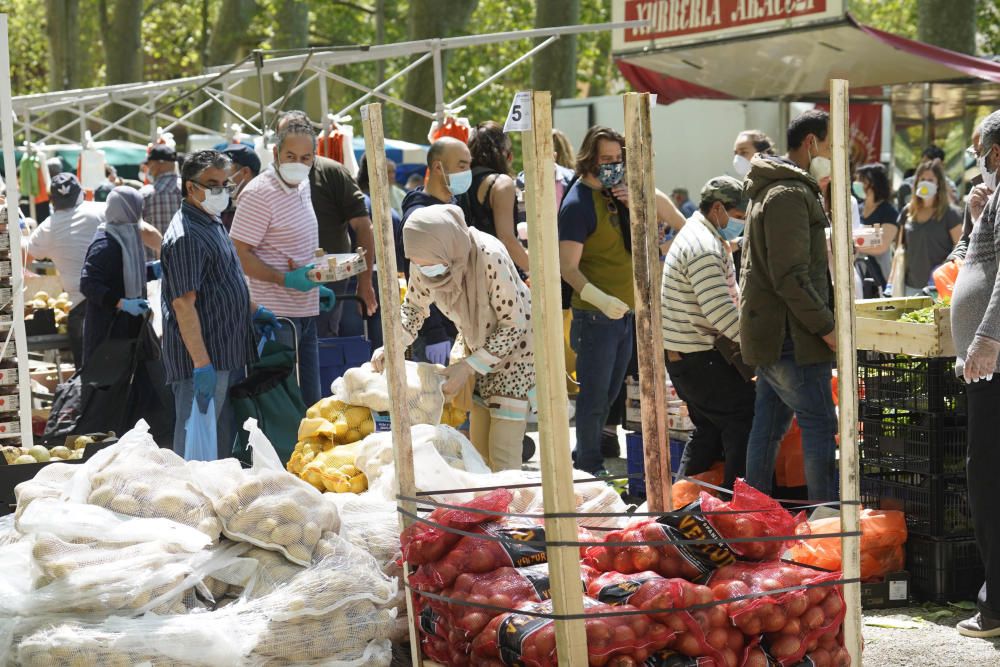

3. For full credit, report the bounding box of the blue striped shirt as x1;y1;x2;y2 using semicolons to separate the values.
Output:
161;201;254;382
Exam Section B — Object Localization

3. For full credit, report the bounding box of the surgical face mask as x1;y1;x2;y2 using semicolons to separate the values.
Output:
733;154;752;179
199;189;230;216
979;148;998;190
444;168;473;196
278;161;310;185
417;263;448;278
915;180;938;201
807;139;831;181
597;162;625;189
852;181;867;199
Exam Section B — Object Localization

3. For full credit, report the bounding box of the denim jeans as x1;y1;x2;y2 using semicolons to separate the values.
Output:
745;356;838;501
172;369;236;460
274;315;321;407
570;309;634;473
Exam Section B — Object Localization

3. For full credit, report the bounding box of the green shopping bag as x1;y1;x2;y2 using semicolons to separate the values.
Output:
230;339;306;466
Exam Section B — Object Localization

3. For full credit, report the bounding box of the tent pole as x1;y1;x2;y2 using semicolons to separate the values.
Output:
432;41;444;120
0;13;34;449
830;78;862;667
254;50;268;142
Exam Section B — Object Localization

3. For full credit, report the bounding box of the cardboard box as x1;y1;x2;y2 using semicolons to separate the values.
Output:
861;571;910;609
307;252;368;283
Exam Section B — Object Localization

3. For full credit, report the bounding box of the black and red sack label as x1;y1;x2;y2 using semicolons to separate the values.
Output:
656;499;738;571
595;573;660;606
485;523;548;568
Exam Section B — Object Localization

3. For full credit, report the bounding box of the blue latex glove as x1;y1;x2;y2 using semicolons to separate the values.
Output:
284;264;320;292
148;260;162;280
192;364;217;414
119;298;150;317
425;340;452;366
319;286;336;313
253;305;281;337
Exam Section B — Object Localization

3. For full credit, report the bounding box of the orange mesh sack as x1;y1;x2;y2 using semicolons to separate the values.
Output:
788;509;907;580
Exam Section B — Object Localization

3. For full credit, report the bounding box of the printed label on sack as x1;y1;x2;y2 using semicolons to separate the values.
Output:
371;409;392;432
656;499;737;573
485;522;548;568
595;573;660;606
0;394;19;412
645;650;706;667
419;605;441;636
497;600;550;665
0;368;16;385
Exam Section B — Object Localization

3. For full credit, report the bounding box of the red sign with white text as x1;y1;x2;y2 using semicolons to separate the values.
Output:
816;103;884;167
616;0;843;49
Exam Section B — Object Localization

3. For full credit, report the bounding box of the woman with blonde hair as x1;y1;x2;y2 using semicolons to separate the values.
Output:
897;160;962;295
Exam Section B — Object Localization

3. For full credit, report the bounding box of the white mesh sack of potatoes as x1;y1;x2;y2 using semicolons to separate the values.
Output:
332;360;446;425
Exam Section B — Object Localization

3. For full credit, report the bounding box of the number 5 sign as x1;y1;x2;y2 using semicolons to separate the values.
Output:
503;91;533;133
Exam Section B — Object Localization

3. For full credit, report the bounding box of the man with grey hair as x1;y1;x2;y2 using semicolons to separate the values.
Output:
277;110;377;339
951;108;1000;639
161;150;274;458
230;119;334;407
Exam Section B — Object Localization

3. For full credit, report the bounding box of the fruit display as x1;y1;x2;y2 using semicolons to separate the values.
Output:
24;290;72;333
2;437;89;464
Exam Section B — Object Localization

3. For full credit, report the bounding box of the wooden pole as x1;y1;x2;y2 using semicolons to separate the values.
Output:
829;78;862;666
360;102;421;667
522;90;589;666
623;92;672;511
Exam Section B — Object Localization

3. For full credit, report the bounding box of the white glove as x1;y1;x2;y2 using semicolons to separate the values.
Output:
963;335;1000;384
371;346;385;373
581;283;630;320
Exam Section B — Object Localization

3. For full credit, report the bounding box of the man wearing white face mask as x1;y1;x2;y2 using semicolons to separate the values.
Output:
731;129;775;181
951;109;1000;639
230;120;335;407
739;110;840;503
161;150;272;458
395;137;472;366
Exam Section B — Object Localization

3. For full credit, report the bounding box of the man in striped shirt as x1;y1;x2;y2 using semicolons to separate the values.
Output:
661;176;755;489
230;119;336;407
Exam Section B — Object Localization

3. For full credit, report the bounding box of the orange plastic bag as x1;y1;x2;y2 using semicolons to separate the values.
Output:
788;509;907;580
775;420;806;488
933;260;960;299
671;462;724;507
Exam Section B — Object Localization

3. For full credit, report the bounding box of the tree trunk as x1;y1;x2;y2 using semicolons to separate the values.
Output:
271;0;310;115
917;0;976;54
532;0;580;103
45;0;82;134
399;0;479;143
99;0;143;135
202;0;260;132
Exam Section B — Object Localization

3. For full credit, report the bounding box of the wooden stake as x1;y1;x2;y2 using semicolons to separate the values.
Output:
829;79;862;666
623;92;672;511
360;102;421;667
522;90;589;666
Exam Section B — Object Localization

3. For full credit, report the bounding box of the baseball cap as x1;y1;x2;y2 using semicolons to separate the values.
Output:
49;173;82;210
700;176;748;213
148;144;178;162
223;143;261;176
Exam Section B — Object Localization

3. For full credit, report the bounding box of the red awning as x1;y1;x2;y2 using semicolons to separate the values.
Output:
617;13;1000;105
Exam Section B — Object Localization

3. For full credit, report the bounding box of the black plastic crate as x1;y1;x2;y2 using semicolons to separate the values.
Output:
858;353;966;414
906;535;983;603
861;467;973;538
859;408;967;475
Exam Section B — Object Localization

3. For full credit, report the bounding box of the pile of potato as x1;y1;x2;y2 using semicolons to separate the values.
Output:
24;290;72;333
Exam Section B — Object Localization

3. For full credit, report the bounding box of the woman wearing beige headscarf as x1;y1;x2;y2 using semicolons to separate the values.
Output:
371;204;534;471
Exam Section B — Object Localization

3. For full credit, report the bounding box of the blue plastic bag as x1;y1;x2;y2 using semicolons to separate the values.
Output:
184;397;217;461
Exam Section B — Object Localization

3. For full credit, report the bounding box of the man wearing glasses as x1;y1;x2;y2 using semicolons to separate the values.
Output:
230;119;335;407
161;150;277;458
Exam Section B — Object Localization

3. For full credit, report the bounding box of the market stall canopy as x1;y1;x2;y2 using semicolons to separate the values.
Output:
612;0;1000;104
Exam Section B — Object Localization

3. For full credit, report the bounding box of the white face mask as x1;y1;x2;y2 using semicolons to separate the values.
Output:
915;180;938;201
978;149;998;191
278;162;310;185
733;154;752;179
200;190;230;216
807;139;831;181
417;263;448;278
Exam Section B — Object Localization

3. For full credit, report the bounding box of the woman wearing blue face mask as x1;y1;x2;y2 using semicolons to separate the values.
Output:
371;204;534;472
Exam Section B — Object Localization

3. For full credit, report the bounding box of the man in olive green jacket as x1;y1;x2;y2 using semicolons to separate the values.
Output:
739;109;839;502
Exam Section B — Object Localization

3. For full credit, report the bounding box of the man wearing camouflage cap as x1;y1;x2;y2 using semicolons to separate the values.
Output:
661;175;754;489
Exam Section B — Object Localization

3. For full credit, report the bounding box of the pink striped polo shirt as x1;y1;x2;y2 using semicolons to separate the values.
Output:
230;165;319;317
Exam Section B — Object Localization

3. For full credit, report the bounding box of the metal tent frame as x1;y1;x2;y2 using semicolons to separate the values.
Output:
10;19;644;147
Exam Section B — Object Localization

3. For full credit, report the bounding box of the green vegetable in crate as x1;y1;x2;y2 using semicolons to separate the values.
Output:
899;298;950;324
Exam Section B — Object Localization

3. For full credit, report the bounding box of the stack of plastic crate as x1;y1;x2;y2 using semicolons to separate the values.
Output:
857;353;982;603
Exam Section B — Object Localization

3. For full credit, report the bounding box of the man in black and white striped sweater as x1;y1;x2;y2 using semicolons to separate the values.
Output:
660;176;756;489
